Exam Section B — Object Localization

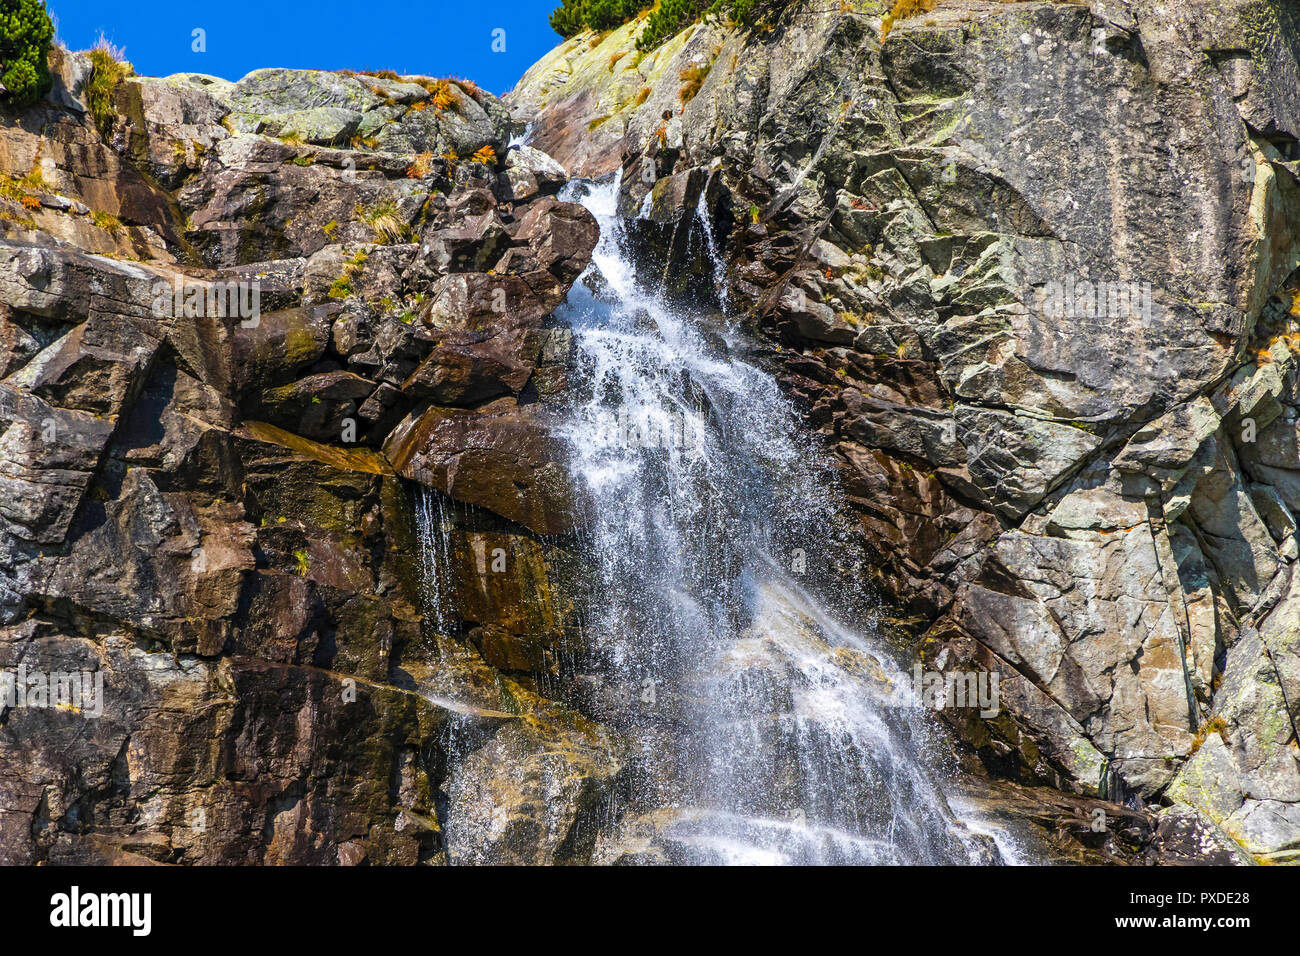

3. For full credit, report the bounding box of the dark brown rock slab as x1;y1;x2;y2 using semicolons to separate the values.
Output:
384;397;582;536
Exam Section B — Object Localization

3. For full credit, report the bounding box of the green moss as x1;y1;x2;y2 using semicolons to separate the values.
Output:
90;209;123;234
284;320;322;364
242;420;395;475
0;208;36;230
0;172;37;206
328;248;370;300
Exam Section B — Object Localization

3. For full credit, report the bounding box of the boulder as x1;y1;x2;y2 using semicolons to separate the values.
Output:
384;398;583;535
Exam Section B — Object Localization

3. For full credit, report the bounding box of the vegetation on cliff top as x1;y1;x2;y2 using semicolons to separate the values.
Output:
84;38;133;139
0;0;54;108
550;0;787;51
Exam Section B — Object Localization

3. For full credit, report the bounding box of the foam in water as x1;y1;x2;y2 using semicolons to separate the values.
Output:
542;174;1000;865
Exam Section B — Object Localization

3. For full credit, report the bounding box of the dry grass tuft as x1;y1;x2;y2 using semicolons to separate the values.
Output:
678;62;712;105
406;151;435;179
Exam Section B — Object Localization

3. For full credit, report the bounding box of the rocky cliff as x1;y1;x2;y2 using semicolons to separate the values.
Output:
1;0;1297;867
510;0;1300;863
0;49;626;864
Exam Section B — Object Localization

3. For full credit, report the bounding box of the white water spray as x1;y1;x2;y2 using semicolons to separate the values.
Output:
552;175;998;864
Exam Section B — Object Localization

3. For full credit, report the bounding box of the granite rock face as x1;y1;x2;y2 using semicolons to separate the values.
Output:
5;0;1300;866
0;50;614;865
512;0;1300;862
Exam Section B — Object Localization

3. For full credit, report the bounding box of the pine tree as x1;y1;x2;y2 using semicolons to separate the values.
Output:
0;0;54;108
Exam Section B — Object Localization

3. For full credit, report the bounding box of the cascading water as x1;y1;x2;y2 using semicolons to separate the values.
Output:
551;175;1007;864
413;488;459;637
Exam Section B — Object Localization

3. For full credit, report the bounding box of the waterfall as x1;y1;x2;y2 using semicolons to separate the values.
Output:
552;176;1008;864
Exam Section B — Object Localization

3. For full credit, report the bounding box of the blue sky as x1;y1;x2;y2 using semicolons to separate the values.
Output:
47;0;565;95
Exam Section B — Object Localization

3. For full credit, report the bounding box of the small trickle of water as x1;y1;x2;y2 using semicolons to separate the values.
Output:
414;487;458;636
694;189;729;311
508;122;535;149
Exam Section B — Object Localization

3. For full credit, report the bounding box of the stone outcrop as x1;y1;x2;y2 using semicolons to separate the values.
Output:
0;47;614;865
511;0;1300;863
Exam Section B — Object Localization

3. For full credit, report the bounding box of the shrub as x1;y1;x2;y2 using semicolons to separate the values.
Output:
419;78;455;111
637;0;711;51
641;0;785;50
547;0;788;51
329;249;369;299
0;171;34;203
1188;715;1229;756
549;0;647;38
0;0;53;108
470;144;496;166
91;209;122;234
357;201;408;244
677;62;711;104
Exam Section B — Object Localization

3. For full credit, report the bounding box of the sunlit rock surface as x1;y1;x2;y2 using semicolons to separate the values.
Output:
511;0;1300;863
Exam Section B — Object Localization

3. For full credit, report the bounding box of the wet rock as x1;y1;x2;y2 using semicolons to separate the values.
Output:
229;305;331;394
441;712;623;864
256;370;378;443
516;0;1300;812
384;398;582;535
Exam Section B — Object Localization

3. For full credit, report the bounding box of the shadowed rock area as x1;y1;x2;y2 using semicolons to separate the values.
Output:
0;48;618;865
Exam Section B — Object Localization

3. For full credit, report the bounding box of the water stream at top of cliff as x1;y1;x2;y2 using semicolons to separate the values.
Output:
540;175;1011;864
